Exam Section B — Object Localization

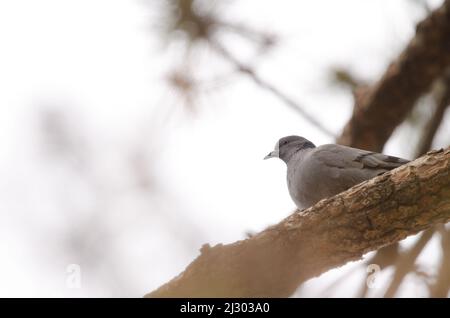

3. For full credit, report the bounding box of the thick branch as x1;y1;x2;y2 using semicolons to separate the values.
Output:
338;0;450;152
146;148;450;297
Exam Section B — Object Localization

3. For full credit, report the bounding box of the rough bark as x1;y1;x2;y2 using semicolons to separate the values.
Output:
338;0;450;152
146;148;450;298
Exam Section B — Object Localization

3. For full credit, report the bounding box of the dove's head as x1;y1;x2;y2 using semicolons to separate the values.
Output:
264;135;315;163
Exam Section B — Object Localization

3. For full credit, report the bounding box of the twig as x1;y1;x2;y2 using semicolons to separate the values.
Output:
210;40;336;139
214;20;276;48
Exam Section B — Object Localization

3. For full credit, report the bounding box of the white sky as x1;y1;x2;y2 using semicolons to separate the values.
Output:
0;0;448;297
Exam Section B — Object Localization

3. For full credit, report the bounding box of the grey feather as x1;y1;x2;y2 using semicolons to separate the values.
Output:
265;136;410;209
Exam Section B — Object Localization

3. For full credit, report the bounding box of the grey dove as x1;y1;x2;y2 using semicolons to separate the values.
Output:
264;136;410;210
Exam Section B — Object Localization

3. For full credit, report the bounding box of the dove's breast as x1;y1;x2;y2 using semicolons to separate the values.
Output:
286;149;359;209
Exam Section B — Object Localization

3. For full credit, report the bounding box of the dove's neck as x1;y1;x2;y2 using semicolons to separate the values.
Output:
283;146;314;164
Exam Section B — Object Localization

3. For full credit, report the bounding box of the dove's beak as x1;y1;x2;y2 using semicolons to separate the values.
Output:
264;150;279;160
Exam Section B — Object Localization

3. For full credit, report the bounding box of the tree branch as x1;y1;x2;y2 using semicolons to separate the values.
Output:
338;0;450;152
146;147;450;297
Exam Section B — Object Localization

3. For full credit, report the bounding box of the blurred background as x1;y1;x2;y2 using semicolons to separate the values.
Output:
0;0;449;297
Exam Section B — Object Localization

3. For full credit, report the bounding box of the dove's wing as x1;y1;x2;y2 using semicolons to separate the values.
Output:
313;144;409;172
305;144;410;193
287;144;410;209
354;151;410;170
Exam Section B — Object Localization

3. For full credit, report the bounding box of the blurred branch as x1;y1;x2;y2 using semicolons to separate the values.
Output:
146;148;450;297
429;226;450;297
359;72;450;296
210;40;336;138
379;71;450;297
161;0;215;41
383;228;435;297
215;20;277;50
338;0;450;152
357;243;399;297
416;72;450;156
156;1;333;136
